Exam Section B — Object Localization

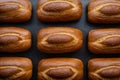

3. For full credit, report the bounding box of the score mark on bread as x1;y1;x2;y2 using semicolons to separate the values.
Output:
46;68;74;79
101;36;120;46
0;4;20;13
97;66;120;78
0;66;25;79
99;5;120;15
47;34;73;44
0;34;22;45
89;66;120;80
43;2;73;12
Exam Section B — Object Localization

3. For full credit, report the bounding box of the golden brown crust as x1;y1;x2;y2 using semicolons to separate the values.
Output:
37;0;82;22
0;0;32;22
88;28;120;54
38;58;83;80
0;27;31;53
88;58;120;80
37;27;83;54
0;57;32;80
88;0;120;24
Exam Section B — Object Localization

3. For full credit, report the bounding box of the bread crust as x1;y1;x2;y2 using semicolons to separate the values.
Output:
38;58;83;80
0;57;32;80
0;0;32;22
37;0;82;22
88;0;120;24
0;27;31;53
37;27;83;54
88;58;120;80
88;28;120;54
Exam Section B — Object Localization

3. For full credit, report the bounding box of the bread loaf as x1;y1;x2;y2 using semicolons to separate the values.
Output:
0;27;31;53
37;0;82;22
0;57;32;80
0;0;32;22
88;28;120;54
88;58;120;80
37;27;83;54
38;58;83;80
88;0;120;24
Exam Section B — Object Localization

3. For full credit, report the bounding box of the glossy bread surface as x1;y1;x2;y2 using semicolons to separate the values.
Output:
88;58;120;80
0;57;32;80
0;27;31;53
38;58;83;80
37;0;82;22
37;27;83;54
88;0;120;24
88;28;120;54
0;0;32;22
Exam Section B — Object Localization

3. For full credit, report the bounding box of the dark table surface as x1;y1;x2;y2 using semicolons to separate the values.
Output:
0;0;120;80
